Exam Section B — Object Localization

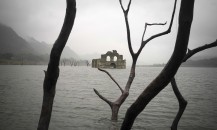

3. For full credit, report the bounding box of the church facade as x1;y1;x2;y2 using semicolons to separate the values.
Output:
92;50;126;69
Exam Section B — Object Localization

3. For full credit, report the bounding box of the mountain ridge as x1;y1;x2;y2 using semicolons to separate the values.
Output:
0;24;79;60
0;23;36;54
182;57;217;67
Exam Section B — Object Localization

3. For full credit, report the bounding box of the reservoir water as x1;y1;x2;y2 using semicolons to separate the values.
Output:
0;65;217;130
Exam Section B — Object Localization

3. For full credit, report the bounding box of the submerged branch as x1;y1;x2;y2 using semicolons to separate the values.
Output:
121;0;195;129
171;78;187;130
170;40;217;129
98;68;123;93
93;88;112;107
37;0;76;130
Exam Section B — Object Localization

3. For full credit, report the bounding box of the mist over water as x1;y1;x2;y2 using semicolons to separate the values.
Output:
0;65;217;130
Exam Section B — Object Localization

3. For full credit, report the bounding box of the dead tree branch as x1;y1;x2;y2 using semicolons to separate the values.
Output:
93;88;112;107
121;0;195;129
136;0;177;57
183;40;217;62
119;0;134;57
141;22;167;44
37;0;76;130
94;0;177;121
171;40;217;130
98;68;123;93
119;0;132;15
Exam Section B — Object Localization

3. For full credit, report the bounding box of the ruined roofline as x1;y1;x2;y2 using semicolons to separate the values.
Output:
92;50;126;69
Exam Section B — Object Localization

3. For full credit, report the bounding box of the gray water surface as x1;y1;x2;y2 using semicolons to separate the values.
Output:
0;65;217;130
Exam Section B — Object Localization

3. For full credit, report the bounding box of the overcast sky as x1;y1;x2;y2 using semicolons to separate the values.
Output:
0;0;217;65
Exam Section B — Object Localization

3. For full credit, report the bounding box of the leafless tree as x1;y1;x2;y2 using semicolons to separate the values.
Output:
75;60;78;66
70;58;79;66
171;40;217;130
85;60;90;66
121;0;195;129
70;58;75;66
37;0;76;130
61;58;67;66
93;0;177;121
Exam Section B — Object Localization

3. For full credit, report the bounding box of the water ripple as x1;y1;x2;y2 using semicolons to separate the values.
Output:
0;66;217;129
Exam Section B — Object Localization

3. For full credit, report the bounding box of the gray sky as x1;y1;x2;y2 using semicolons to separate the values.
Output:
0;0;217;65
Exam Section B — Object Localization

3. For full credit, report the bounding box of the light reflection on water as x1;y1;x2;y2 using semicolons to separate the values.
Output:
0;65;217;130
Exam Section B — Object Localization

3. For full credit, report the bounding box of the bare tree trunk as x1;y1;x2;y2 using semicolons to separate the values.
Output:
121;0;195;129
70;58;74;66
171;40;217;130
111;103;120;121
37;1;76;130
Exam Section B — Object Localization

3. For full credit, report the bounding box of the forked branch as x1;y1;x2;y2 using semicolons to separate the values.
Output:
119;0;132;14
141;22;167;44
136;0;177;57
98;68;124;93
144;0;177;43
119;0;134;57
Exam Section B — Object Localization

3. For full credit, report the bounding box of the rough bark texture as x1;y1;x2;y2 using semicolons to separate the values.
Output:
37;1;76;130
171;40;217;130
93;0;176;121
121;0;195;129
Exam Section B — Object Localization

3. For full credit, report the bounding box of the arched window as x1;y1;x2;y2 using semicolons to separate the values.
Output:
114;56;117;61
106;56;110;61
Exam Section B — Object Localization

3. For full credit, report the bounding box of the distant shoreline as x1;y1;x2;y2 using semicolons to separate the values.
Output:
136;65;217;68
0;63;216;68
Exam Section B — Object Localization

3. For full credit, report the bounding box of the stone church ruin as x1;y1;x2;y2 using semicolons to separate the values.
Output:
92;50;126;69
